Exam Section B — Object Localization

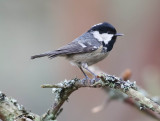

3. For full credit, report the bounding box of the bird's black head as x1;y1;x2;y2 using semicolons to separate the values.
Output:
88;22;117;34
88;22;123;52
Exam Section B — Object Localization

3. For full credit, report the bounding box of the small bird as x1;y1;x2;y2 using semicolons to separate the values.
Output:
31;22;123;83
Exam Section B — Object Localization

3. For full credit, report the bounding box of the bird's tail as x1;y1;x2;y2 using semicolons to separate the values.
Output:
31;51;60;59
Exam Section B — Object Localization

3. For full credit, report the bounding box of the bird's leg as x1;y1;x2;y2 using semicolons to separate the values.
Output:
79;66;90;84
81;63;100;83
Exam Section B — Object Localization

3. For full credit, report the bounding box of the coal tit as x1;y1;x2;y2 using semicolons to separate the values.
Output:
31;22;123;82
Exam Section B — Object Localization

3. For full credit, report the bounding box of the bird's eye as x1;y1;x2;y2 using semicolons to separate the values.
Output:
108;31;112;34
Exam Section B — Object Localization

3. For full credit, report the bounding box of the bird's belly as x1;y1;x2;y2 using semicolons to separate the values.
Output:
67;52;109;66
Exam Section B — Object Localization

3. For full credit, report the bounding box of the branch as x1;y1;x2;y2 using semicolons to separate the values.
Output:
0;91;40;121
41;73;160;120
41;79;86;120
100;69;160;120
1;71;160;121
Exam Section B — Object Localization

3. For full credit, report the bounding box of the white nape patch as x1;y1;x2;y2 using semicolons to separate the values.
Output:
78;42;87;48
92;31;113;45
92;23;103;27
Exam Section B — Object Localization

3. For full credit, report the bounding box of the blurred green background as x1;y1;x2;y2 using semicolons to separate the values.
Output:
0;0;160;121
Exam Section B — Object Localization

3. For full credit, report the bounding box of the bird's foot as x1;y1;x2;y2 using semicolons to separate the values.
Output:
90;76;100;84
81;77;90;85
81;76;100;85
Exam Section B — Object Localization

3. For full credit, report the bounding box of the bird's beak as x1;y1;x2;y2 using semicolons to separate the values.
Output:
114;33;124;36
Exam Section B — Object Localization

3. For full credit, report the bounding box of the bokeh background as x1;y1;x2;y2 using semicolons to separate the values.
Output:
0;0;160;121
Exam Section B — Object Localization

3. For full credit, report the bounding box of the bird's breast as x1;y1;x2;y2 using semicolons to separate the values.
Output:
67;46;109;66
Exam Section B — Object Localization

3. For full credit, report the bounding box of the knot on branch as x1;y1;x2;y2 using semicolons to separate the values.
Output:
52;78;80;102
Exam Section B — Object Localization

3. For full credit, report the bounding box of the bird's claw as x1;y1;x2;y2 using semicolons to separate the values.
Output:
81;77;90;85
81;76;100;85
90;76;100;84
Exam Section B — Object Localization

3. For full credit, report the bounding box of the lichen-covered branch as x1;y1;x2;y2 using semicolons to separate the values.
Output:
41;73;160;120
0;91;40;121
41;79;86;120
1;71;160;121
100;74;160;113
101;69;160;120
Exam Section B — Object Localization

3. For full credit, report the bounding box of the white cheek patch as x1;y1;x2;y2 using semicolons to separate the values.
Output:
92;31;113;45
78;41;87;48
92;31;103;41
101;33;114;44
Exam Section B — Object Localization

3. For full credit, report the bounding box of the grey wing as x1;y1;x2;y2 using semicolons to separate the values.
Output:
49;32;101;58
